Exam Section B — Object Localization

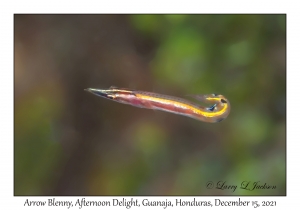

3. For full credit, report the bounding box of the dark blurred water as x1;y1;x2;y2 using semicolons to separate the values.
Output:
14;14;286;195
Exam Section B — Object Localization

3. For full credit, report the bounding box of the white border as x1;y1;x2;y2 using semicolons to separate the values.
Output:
1;0;297;209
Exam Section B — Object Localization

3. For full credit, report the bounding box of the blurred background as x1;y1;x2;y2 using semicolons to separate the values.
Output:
14;14;286;195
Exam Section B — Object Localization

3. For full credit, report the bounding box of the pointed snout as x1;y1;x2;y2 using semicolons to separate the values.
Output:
85;88;111;98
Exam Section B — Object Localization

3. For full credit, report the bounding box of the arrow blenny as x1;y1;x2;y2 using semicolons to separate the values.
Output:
85;86;230;123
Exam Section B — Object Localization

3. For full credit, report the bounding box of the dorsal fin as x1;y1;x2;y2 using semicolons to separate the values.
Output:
117;87;136;91
186;94;207;103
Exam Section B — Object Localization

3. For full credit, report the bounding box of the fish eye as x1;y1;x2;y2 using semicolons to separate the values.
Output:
107;95;115;100
221;99;227;103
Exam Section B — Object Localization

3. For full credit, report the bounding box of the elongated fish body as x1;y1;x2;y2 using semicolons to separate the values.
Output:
85;86;230;123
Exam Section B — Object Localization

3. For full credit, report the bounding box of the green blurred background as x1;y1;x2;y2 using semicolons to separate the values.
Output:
14;14;286;195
